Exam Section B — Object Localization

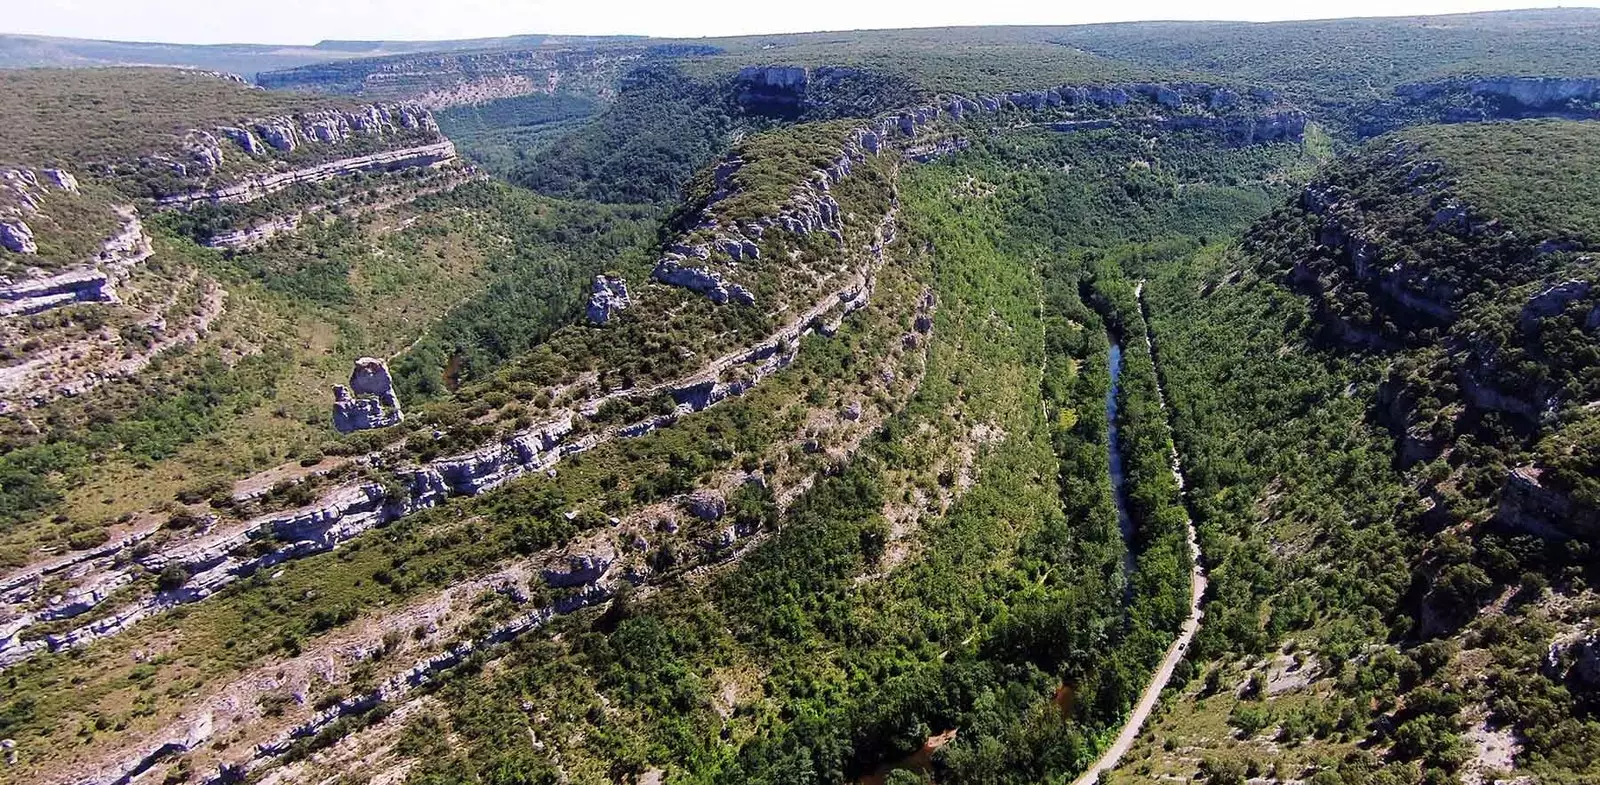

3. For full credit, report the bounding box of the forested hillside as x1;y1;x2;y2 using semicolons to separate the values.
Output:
1;10;1597;785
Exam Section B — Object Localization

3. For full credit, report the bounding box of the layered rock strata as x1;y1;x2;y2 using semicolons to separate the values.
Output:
0;201;897;667
155;141;458;209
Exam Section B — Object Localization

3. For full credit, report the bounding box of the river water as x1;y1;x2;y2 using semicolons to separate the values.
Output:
1107;340;1136;588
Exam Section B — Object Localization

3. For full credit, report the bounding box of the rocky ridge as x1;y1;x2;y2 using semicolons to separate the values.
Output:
652;79;1306;307
1262;140;1600;544
1378;75;1600;132
155;140;458;209
140;102;440;185
46;178;923;785
256;47;648;108
0;188;902;670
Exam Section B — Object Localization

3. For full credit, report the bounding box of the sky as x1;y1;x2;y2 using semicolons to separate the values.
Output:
4;0;1590;44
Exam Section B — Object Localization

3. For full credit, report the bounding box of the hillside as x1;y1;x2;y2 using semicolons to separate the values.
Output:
0;10;1598;785
1110;119;1600;785
0;33;641;76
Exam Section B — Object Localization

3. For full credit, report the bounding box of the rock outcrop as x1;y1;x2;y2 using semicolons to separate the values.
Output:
0;221;36;255
651;259;755;305
1495;466;1599;542
1520;280;1593;332
586;274;630;324
0;207;152;317
2;184;899;670
156;140;458;209
1364;75;1600;135
0;268;112;316
332;357;404;433
1;166;85;256
684;490;727;521
238;103;440;155
654;78;1302;307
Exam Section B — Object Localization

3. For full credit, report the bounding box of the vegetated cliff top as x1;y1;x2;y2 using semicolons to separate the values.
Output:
1251;119;1600;329
673;38;1172;95
0;67;355;166
1045;7;1600;100
0;32;644;75
1392;120;1600;246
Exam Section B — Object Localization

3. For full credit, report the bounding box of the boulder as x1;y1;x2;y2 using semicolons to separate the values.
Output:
0;220;37;254
586;274;631;324
685;490;727;522
332;357;404;433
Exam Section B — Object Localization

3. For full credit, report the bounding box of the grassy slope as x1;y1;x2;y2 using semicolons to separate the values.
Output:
0;180;655;561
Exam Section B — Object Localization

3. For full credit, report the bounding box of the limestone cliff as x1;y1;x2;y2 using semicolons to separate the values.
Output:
256;46;649;108
1364;75;1600;135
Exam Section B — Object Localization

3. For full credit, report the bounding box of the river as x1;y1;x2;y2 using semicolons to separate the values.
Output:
1107;340;1136;590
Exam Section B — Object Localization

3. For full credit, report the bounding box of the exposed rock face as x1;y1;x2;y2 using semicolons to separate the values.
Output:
1367;76;1600;135
541;545;616;588
1;199;894;668
1573;635;1600;688
651;259;755;305
0;220;34;254
332;357;404;433
1286;172;1466;344
1495;466;1599;542
2;166;75;212
586;274;630;324
0;208;152;317
217;126;266;156
1521;280;1593;331
41;169;77;192
237;103;439;155
1;166;85;256
157;140;458;208
205;214;302;250
0;268;112;316
685;490;727;521
735;65;810;114
654;79;1301;307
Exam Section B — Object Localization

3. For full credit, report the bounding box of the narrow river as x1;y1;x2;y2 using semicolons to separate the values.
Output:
1070;283;1207;785
1106;339;1136;589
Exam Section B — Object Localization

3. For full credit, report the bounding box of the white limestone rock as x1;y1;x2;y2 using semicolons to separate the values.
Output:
586;274;631;324
332;357;404;433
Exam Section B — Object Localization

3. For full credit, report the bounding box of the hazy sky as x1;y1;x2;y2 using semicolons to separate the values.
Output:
5;0;1588;44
